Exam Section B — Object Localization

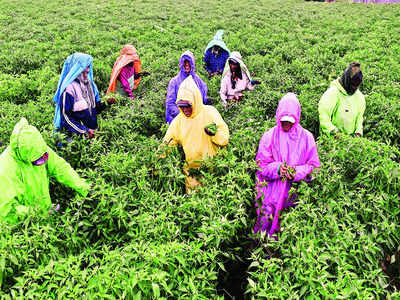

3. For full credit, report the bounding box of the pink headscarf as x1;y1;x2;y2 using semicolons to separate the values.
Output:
271;93;303;164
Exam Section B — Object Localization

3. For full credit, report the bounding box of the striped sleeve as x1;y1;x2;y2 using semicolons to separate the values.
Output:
61;91;87;135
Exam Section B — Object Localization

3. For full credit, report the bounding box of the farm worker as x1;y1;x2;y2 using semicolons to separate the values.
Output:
106;45;149;101
318;62;365;137
163;75;229;193
53;53;106;139
0;118;90;224
166;50;210;124
220;51;261;107
254;93;320;238
203;30;230;78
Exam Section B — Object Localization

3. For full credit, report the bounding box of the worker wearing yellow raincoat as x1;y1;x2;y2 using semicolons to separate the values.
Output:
163;75;229;192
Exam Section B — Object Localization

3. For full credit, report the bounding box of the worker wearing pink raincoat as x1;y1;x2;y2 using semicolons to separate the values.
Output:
254;93;321;238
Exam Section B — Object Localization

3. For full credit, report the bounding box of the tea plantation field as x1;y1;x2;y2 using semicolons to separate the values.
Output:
1;0;400;298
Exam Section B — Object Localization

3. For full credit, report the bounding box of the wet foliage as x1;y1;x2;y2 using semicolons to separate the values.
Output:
0;0;399;298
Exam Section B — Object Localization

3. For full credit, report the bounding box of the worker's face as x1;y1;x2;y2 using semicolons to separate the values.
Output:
183;60;191;73
350;65;360;77
181;106;193;117
32;152;49;166
229;61;239;72
351;68;362;90
281;121;293;132
212;46;221;54
82;67;90;81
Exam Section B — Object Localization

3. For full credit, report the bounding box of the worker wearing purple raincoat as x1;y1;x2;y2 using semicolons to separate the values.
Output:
254;93;321;238
165;51;209;124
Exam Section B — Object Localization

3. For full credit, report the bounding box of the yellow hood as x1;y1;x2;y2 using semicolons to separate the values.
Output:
164;75;230;170
176;75;204;119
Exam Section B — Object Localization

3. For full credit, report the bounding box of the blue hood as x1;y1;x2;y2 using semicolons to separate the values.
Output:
53;53;100;130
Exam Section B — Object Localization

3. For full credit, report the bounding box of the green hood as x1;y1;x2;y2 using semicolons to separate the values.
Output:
0;118;90;224
10;118;47;163
319;78;365;136
331;78;348;96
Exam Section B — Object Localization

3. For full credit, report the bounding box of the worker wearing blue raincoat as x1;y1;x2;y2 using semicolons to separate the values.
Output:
203;30;230;77
53;53;105;138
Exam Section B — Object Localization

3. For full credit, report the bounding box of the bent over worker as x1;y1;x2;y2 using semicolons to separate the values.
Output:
0;118;90;223
107;44;149;100
53;53;105;139
203;30;230;78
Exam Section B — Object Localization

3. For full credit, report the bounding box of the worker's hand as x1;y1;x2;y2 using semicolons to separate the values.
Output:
107;97;116;104
15;205;30;215
157;152;167;159
204;127;216;136
137;71;150;77
285;166;295;181
232;96;243;102
87;129;95;139
279;163;288;178
354;133;362;138
49;203;60;214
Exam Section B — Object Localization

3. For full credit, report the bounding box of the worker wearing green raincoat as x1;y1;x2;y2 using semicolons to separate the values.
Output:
0;118;90;224
318;62;365;136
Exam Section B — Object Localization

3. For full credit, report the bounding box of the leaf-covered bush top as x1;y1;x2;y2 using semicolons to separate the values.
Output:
0;0;399;298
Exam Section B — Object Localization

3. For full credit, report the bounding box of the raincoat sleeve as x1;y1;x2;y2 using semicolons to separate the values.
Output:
318;87;339;134
0;171;32;223
203;49;212;73
46;147;90;196
61;91;88;135
199;80;210;105
209;108;229;146
0;174;21;223
163;120;180;147
219;76;229;105
118;67;134;98
256;130;281;181
293;133;321;182
355;95;365;135
166;79;180;123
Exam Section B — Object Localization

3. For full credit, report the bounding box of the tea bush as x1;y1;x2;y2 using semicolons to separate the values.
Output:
0;0;399;298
